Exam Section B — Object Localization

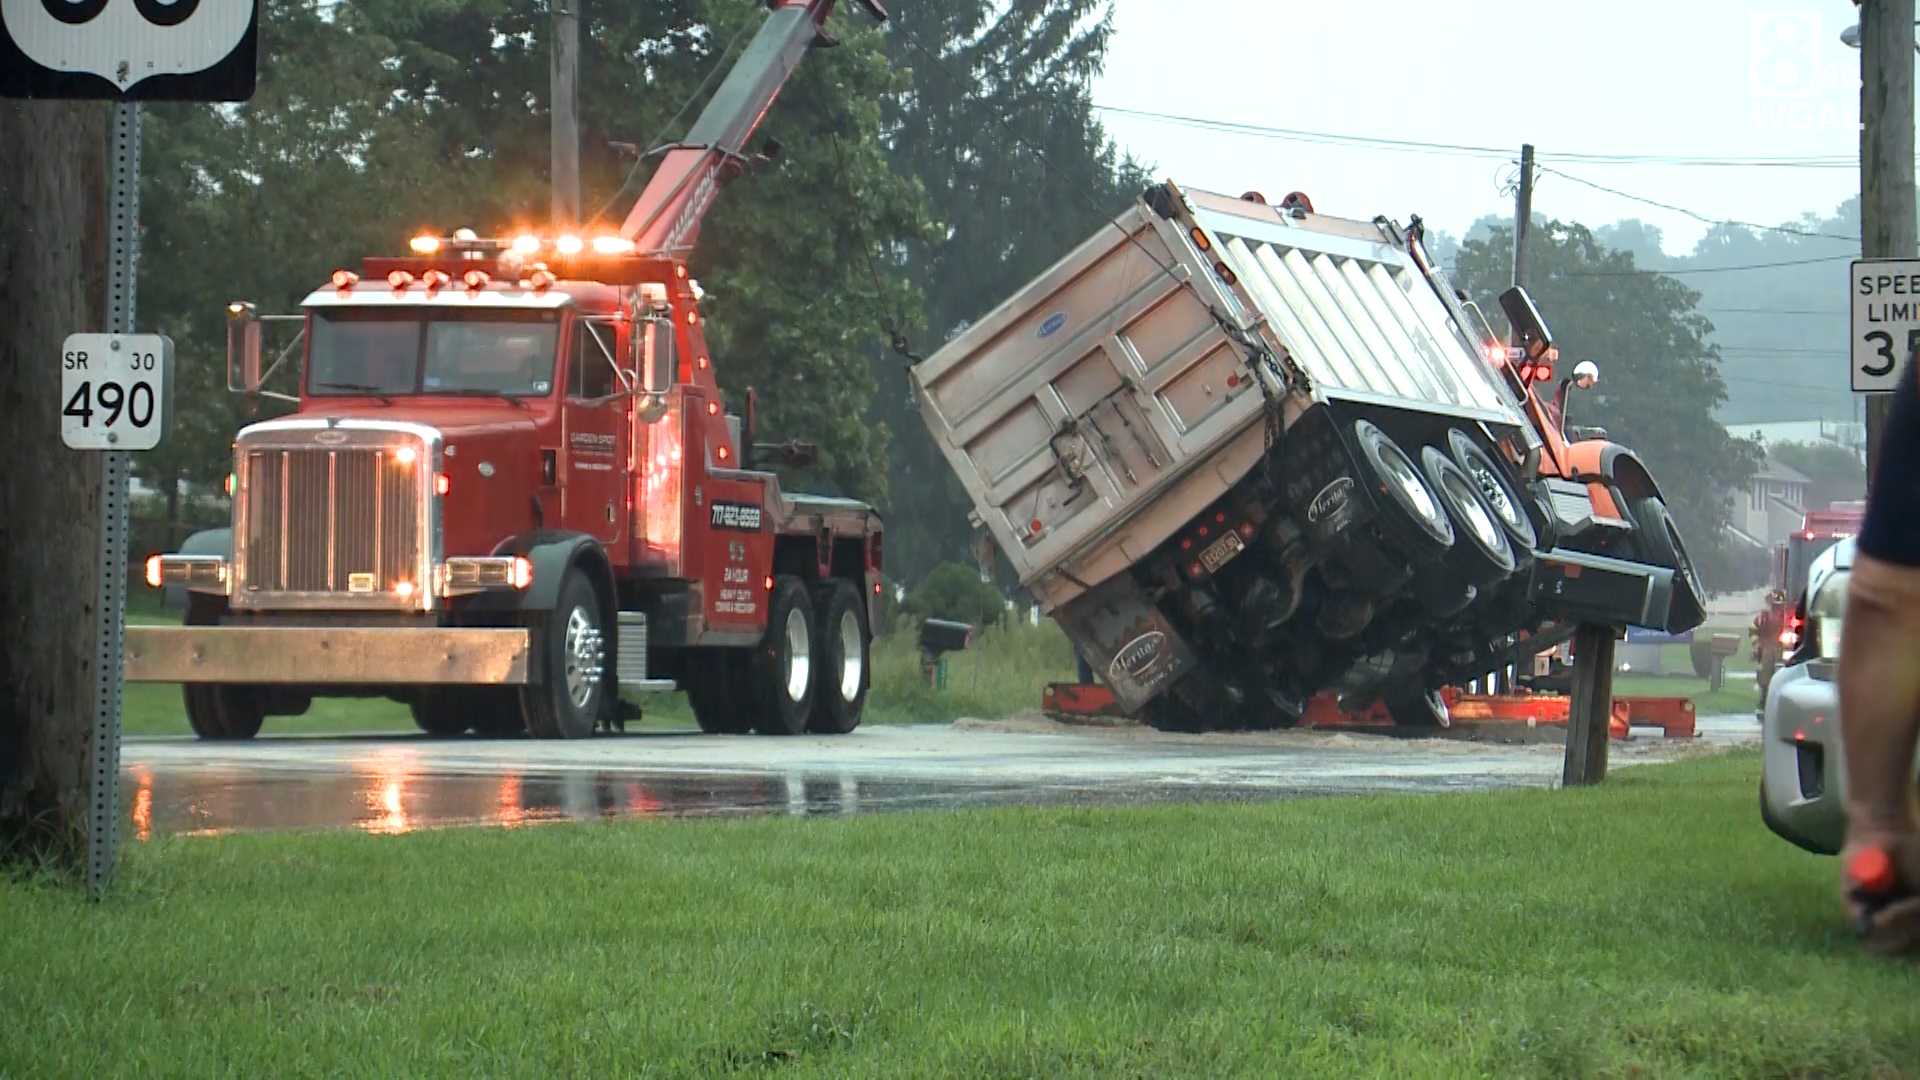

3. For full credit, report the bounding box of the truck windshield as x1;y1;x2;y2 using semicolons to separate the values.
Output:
308;311;561;397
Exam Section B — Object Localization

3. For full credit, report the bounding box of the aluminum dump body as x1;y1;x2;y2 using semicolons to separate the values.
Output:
911;182;1530;609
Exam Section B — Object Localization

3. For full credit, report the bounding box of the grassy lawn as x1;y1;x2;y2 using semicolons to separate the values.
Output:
4;751;1915;1075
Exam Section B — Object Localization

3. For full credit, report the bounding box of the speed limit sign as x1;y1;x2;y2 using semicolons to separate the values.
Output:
1851;259;1920;393
60;333;172;451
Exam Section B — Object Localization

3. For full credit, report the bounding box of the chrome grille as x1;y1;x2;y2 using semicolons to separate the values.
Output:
234;429;431;607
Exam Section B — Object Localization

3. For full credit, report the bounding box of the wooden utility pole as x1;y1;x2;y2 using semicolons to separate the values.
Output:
1511;143;1535;291
550;0;581;224
1860;0;1917;485
0;101;109;864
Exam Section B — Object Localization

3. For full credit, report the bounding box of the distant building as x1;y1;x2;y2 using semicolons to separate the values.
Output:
1726;454;1812;552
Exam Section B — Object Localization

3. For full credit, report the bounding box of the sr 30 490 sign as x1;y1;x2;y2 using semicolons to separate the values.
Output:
60;333;173;451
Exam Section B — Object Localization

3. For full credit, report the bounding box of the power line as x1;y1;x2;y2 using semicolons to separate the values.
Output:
1091;103;1865;169
1536;166;1862;243
1565;254;1858;278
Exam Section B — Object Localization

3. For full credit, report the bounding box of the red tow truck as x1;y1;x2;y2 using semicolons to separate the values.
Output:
1751;501;1864;703
129;0;890;739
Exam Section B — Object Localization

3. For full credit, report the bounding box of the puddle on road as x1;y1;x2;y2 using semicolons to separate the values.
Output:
122;764;989;839
120;762;1506;839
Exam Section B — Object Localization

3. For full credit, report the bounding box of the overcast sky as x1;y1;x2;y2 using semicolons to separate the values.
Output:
1093;0;1888;254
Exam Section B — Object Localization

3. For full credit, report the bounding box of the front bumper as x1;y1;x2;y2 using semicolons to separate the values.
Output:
1529;547;1692;633
124;626;531;685
1759;659;1845;854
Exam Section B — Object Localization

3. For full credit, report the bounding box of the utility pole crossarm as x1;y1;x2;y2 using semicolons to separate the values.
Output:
618;0;883;256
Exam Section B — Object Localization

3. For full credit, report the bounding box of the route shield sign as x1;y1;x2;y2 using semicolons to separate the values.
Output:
61;333;172;451
0;0;257;101
1851;258;1920;393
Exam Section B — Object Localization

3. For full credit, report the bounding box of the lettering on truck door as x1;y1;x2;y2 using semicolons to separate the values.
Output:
563;317;627;545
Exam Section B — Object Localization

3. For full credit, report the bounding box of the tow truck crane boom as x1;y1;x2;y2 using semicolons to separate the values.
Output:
620;0;889;256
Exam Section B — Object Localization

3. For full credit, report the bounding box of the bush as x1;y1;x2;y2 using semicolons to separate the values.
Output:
902;561;1006;630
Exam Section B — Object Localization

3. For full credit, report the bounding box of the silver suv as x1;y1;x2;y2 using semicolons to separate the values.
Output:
1759;539;1853;853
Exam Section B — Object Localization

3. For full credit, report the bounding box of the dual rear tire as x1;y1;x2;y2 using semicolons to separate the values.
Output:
687;575;869;737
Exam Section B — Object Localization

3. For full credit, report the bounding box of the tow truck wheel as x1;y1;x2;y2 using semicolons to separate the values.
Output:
686;650;754;734
182;684;265;741
410;689;475;737
520;569;608;740
749;576;816;736
808;581;869;735
1418;446;1518;587
1352;420;1454;559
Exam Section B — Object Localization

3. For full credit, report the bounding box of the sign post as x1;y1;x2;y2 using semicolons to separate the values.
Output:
1849;258;1920;394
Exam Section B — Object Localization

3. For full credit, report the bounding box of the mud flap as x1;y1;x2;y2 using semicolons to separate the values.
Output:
1053;573;1198;715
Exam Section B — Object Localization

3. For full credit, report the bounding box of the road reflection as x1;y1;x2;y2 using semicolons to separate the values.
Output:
123;759;922;839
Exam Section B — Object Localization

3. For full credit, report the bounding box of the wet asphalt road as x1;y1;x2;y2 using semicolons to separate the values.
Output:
120;714;1761;839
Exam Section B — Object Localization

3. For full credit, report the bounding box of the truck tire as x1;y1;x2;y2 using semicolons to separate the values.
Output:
1352;420;1453;559
1142;676;1216;733
180;596;264;740
1418;446;1517;586
750;576;816;736
409;690;473;737
520;569;608;740
808;581;869;734
1446;430;1538;554
686;650;754;734
468;690;527;737
1628;494;1706;626
183;684;265;741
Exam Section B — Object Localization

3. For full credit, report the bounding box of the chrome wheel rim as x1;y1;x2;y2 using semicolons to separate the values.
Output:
784;606;811;704
837;609;863;703
1440;470;1503;552
1381;446;1443;530
1464;456;1522;531
563;605;604;710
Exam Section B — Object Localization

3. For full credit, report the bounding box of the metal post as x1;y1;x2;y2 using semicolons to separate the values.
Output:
88;102;140;896
550;0;581;224
1861;1;1917;485
1511;143;1535;292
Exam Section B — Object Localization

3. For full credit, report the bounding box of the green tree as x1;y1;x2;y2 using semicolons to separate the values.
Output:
1453;221;1759;586
1768;440;1867;505
137;0;928;508
903;561;1005;628
873;0;1149;585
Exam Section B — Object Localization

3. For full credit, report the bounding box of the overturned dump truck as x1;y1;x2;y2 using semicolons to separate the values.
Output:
911;181;1705;731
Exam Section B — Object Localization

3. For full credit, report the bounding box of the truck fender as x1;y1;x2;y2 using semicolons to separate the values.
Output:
1565;440;1664;518
475;530;616;615
163;527;232;612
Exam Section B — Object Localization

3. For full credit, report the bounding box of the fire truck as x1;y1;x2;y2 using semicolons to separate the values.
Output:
129;0;890;739
1751;501;1864;703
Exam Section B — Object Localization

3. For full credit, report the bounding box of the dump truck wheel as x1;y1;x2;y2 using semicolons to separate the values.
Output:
1142;676;1218;732
750;576;816;736
183;684;265;741
1419;446;1518;586
1446;429;1537;554
808;582;869;735
520;569;608;740
410;689;476;737
686;649;754;734
1352;420;1453;558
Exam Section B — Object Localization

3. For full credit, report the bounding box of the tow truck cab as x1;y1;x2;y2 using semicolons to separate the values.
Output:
135;235;883;740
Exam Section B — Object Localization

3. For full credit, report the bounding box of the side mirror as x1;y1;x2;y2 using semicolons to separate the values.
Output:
633;315;675;423
1497;286;1555;361
226;301;262;393
1572;360;1599;390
